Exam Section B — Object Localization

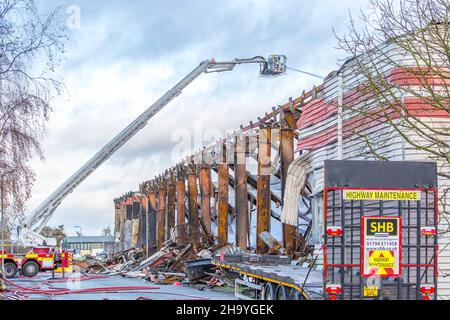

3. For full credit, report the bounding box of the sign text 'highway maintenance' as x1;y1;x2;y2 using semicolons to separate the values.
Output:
344;190;420;201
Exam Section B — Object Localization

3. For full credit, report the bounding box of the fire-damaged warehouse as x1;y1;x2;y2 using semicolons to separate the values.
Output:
112;26;450;300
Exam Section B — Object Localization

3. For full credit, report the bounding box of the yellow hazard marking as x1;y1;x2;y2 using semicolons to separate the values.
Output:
55;252;74;273
364;286;378;297
344;190;420;201
55;267;73;273
211;261;310;300
369;251;395;275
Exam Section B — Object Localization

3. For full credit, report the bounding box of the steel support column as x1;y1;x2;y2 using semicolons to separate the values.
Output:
257;127;271;253
176;167;186;245
187;163;200;244
148;187;157;254
139;195;149;256
200;165;212;237
157;179;167;250
114;200;120;239
217;144;229;246
234;136;248;249
167;172;176;241
280;110;297;255
119;201;126;252
166;172;177;240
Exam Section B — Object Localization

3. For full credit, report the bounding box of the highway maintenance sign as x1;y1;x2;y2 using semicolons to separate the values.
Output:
344;190;420;201
362;216;402;277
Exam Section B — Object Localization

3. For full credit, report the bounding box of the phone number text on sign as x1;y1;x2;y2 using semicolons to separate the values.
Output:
365;239;399;250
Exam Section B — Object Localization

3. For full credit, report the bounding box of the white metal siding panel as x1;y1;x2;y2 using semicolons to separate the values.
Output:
296;40;449;299
403;118;450;300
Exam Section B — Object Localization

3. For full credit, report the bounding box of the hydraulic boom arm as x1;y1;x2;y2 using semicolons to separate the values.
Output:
20;55;287;246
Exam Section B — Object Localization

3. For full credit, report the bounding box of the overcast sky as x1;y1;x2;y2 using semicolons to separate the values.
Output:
28;0;371;236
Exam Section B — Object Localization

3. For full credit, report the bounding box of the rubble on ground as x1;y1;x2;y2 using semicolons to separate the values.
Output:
77;240;244;290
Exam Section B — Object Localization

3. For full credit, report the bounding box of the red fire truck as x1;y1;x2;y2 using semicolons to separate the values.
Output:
1;247;73;278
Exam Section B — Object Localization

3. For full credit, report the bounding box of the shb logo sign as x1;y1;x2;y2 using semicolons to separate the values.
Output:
362;217;402;277
366;218;398;236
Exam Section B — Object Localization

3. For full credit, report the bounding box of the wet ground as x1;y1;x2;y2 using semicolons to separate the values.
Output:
2;272;237;300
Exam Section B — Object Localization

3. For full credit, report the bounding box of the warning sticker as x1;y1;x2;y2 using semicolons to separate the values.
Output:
362;217;402;277
364;286;378;297
344;190;420;201
368;251;395;274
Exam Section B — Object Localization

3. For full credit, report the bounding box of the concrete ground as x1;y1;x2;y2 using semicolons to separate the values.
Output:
4;272;237;300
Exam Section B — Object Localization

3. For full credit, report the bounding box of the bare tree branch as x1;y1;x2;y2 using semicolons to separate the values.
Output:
0;0;67;231
336;0;450;233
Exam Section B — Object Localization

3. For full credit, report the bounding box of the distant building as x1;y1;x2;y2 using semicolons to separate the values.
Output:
63;236;115;254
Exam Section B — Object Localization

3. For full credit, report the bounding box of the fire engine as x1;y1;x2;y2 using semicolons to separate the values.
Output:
1;247;73;278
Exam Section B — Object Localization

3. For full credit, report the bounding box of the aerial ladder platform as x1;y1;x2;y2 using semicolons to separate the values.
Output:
1;56;288;280
17;55;287;247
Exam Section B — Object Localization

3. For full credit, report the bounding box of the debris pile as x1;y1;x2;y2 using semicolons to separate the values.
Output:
79;241;243;291
82;248;145;274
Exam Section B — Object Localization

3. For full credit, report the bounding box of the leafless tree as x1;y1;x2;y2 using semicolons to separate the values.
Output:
102;226;112;237
336;0;449;232
40;224;66;247
0;0;67;231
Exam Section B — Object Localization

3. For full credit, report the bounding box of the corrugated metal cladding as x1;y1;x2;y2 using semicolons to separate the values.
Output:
295;42;450;299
